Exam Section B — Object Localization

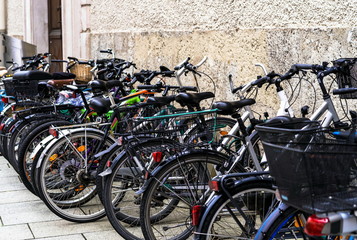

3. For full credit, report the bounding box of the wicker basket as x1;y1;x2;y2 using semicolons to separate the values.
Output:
69;61;92;84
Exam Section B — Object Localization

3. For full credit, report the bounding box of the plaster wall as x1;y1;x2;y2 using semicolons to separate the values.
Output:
89;0;357;115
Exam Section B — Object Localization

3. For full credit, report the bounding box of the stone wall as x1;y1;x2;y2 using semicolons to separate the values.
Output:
5;0;24;39
89;0;357;116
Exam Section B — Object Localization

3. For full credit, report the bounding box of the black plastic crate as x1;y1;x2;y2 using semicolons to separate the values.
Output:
3;78;39;97
256;119;357;213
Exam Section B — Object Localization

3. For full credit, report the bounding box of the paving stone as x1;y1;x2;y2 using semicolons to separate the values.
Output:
83;230;124;240
0;190;39;205
0;201;60;225
0;176;27;192
0;224;33;240
33;234;85;240
0;164;16;177
29;219;113;239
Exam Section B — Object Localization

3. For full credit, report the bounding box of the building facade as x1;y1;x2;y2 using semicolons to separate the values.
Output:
1;0;357;112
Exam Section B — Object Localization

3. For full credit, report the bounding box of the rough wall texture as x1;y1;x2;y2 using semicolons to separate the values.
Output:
5;0;24;39
89;0;357;116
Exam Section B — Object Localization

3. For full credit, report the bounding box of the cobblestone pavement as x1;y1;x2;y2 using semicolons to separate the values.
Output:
0;156;139;240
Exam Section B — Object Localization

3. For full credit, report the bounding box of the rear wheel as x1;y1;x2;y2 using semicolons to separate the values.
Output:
35;130;114;222
140;152;229;240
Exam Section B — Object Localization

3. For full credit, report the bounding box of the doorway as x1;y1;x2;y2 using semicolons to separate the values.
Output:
48;0;63;72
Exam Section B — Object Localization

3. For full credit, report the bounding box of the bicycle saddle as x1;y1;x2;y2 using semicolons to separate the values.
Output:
13;70;52;81
212;99;256;115
146;95;176;107
175;92;215;107
89;97;119;115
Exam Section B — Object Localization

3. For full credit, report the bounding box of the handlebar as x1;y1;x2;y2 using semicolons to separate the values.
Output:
333;87;357;95
173;56;207;71
251;71;280;87
100;49;113;55
174;57;190;70
137;83;198;92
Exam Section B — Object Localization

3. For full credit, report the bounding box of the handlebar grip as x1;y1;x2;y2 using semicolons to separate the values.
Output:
51;60;68;63
185;63;197;71
251;76;270;87
293;64;314;70
68;57;78;61
180;86;198;92
162;70;175;76
332;88;357;95
232;86;244;94
137;85;162;90
78;61;89;64
105;80;123;89
22;56;33;60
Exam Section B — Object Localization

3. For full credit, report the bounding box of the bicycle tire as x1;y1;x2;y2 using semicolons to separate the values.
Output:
0;116;15;160
102;138;183;239
140;151;230;240
258;206;306;240
35;129;114;222
7;116;59;172
196;178;276;240
17;120;71;195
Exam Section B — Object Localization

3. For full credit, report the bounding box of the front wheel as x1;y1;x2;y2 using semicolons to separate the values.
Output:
196;178;277;240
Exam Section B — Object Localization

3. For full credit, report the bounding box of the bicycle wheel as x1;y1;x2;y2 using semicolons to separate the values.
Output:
7;116;59;172
258;206;307;240
140;151;229;240
17;120;71;195
35;129;114;222
196;178;277;240
0;116;15;160
102;138;182;240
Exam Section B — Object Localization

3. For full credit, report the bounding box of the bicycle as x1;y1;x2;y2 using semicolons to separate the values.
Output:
253;58;357;240
192;59;356;240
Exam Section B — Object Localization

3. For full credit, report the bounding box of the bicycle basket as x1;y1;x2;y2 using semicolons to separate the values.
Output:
69;61;92;84
3;78;40;97
256;118;357;213
334;58;357;99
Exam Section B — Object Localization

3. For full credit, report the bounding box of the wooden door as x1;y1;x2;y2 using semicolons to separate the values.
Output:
48;0;63;72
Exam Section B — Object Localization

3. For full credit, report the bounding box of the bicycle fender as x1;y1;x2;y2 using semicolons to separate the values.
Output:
254;202;290;240
98;150;126;178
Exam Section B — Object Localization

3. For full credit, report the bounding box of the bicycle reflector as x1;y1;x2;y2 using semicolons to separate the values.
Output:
209;180;220;192
191;205;203;226
1;97;8;104
49;127;58;138
152;152;163;163
0;123;5;131
305;214;329;236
